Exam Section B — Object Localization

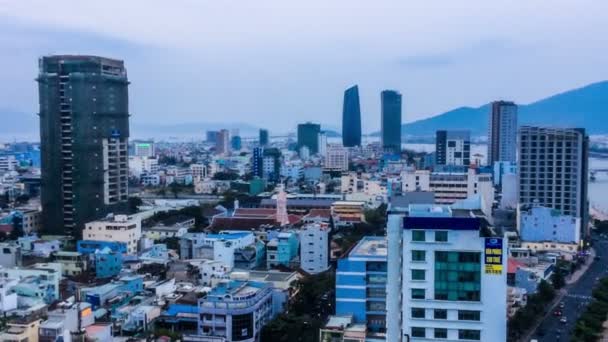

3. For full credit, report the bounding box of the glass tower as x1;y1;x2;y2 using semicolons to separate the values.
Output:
342;85;362;147
381;90;402;153
297;122;321;154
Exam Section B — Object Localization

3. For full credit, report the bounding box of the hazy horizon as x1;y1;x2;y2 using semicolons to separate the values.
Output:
1;1;607;134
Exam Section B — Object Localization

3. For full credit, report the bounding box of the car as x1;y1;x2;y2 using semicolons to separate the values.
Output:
560;317;568;324
553;310;562;316
559;302;565;309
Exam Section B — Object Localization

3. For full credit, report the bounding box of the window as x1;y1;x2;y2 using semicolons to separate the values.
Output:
411;308;425;318
412;250;426;262
411;327;426;338
411;288;425;299
458;310;480;321
412;230;425;242
434;309;447;319
435;328;448;339
411;269;426;281
435;231;448;242
458;329;480;340
435;251;481;302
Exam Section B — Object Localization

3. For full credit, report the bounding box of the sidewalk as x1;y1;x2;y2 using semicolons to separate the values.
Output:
567;248;596;285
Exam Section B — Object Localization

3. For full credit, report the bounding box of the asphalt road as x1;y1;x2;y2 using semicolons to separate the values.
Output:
532;236;608;341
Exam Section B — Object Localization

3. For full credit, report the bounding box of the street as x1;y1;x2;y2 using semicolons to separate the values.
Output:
531;237;608;341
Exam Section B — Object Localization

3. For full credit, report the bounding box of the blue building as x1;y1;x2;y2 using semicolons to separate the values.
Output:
266;232;299;269
336;236;387;337
77;240;127;255
81;275;143;309
94;248;123;279
231;136;242;151
342;85;362;147
380;90;402;153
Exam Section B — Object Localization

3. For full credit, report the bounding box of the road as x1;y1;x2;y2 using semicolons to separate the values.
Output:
531;236;608;341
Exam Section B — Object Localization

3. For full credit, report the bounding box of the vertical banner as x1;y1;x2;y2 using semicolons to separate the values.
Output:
484;237;503;275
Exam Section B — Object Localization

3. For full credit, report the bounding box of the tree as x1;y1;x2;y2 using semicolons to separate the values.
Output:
128;197;143;214
212;171;239;181
169;182;180;198
551;271;565;289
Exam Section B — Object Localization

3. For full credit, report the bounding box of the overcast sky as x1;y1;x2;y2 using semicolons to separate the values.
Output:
1;1;607;134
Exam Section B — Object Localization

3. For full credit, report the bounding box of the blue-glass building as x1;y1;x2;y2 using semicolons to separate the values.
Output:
342;85;362;147
77;240;127;254
259;129;269;146
336;236;387;338
381;90;402;153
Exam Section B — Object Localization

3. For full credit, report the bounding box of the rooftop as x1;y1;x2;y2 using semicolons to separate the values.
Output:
207;280;269;299
349;236;387;258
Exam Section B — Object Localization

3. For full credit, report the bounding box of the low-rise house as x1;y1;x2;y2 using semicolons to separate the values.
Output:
0;317;42;342
319;315;366;342
266;232;299;269
52;251;88;277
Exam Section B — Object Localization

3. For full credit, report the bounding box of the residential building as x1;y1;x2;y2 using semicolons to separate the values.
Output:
385;204;507;342
129;156;159;178
52;251;88;276
94;247;123;278
401;168;494;217
0;242;21;268
519;204;581;244
38;55;129;236
331;201;365;227
299;223;330;274
39;302;94;342
0;318;42;342
381;90;402;153
324;145;349;172
336;236;387;339
0;279;18;313
493;161;517;187
318;131;328;157
231;135;242;151
199;260;231;286
216;129;230;155
197;280;274;342
191;164;208;181
206;131;219;144
2;263;62;303
488;101;517;165
342;85;362;147
266;232;299;269
259;129;269;147
518;126;589;235
83;214;142;254
77;240;127;255
0;155;18;171
320;315;366;342
180;231;257;268
297;122;321;155
133;141;155;157
436;130;471;166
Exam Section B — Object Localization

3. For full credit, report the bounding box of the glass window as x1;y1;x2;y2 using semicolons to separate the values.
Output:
458;310;480;321
411;327;426;338
412;250;426;262
435;328;448;339
435;231;448;242
434;309;447;319
412;230;426;242
412;269;426;281
411;288;425;299
411;308;425;318
458;329;480;340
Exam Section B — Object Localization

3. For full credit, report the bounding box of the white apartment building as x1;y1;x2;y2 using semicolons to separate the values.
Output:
84;214;142;254
324;145;349;171
401;168;494;216
190;164;208;181
0;156;18;171
129;156;159;178
318;132;328;158
386;204;507;342
133;141;155;157
436;130;471;166
299;223;330;274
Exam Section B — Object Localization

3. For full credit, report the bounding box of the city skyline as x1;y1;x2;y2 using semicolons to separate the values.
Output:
1;1;607;134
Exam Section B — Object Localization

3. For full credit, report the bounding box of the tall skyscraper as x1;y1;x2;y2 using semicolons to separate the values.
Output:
436;130;471;166
342;85;362;147
216;129;230;155
488;101;518;165
318;131;328;157
38;55;130;236
297;122;321;154
259;129;269;147
206;130;219;144
518;126;589;235
381;90;402;153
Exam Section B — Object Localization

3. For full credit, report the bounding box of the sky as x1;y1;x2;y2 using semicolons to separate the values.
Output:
1;0;607;135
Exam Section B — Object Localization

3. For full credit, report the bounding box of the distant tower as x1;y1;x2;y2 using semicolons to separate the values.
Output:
342;85;362;147
488;101;518;165
276;185;289;226
381;90;402;153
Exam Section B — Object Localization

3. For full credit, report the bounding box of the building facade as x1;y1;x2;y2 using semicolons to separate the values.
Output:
324;145;349;172
342;85;362;147
298;122;321;155
386;205;507;342
259;129;269;147
299;223;330;274
488;101;517;165
216;129;230;155
336;236;387;340
38;55;130;236
517;126;589;235
381;90;402;153
519;204;581;244
436;130;471;166
83;214;141;254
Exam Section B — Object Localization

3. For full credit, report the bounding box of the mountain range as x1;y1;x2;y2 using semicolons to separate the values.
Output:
397;80;608;137
1;80;606;141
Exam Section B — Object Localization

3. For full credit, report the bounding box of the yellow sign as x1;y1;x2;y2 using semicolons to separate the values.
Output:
485;265;503;275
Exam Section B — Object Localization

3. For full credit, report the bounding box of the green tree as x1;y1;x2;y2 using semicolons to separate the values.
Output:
128;196;143;214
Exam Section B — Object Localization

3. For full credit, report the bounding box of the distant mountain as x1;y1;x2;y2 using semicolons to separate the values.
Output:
397;81;608;137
